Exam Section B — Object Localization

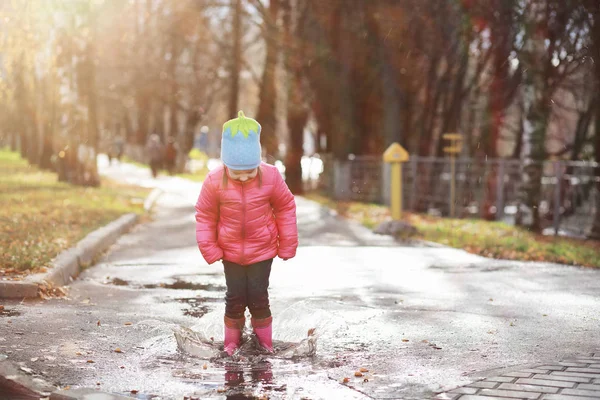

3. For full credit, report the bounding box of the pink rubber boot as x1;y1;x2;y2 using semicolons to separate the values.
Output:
224;316;245;356
252;316;273;353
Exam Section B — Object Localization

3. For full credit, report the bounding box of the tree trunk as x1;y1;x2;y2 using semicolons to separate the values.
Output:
286;104;308;194
133;0;150;145
590;104;600;239
589;3;600;240
570;98;595;162
524;98;550;232
333;4;359;159
435;48;468;157
282;0;308;194
14;57;29;159
256;0;280;162
39;75;55;171
418;56;442;156
228;0;242;119
512;98;526;159
75;4;101;187
168;20;180;141
85;44;100;186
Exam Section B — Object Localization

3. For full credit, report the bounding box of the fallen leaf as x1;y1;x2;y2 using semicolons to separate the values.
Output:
76;352;82;356
130;390;139;394
114;348;123;353
359;367;369;372
217;388;226;393
0;305;4;311
342;377;350;383
20;366;33;374
354;371;363;377
202;363;208;370
307;328;316;336
124;322;132;326
97;320;101;326
120;366;125;369
87;360;95;363
401;339;409;342
210;337;214;341
421;340;429;343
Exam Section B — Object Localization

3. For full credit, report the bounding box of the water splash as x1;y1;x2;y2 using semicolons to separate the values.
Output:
173;325;318;360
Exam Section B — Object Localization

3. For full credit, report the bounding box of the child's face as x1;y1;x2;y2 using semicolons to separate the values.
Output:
228;168;258;182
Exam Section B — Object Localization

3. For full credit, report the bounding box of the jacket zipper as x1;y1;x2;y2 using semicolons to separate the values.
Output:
240;181;246;265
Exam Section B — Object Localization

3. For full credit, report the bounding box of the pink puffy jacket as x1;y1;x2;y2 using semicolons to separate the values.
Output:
195;162;298;266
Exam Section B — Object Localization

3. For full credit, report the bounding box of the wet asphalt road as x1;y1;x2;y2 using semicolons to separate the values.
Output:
1;157;600;400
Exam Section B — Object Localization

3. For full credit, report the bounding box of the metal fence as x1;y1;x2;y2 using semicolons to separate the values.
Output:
308;154;600;237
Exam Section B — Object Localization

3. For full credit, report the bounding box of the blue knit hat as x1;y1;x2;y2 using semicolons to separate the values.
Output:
221;110;262;171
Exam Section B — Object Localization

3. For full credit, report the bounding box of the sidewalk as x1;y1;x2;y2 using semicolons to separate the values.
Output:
437;353;600;399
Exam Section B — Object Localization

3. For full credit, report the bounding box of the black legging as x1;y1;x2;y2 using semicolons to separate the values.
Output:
223;258;273;320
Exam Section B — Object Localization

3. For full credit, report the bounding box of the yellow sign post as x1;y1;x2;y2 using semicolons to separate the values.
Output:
442;133;463;218
383;143;410;220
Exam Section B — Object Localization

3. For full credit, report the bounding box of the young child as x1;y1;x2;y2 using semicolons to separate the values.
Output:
195;111;298;356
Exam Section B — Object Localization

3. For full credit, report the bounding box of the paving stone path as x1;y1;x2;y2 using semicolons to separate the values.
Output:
436;352;600;400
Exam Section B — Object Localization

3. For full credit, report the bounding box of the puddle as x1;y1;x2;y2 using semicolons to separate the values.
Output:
111;278;130;286
0;308;21;317
106;278;225;292
144;281;225;291
175;298;219;319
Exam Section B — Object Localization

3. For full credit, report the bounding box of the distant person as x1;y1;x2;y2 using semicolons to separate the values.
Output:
195;111;298;356
164;136;179;175
146;134;163;178
108;134;124;165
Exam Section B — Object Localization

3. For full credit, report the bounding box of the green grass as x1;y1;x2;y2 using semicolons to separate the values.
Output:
304;193;600;268
0;149;151;277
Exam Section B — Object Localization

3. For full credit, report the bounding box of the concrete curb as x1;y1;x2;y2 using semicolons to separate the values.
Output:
0;188;163;299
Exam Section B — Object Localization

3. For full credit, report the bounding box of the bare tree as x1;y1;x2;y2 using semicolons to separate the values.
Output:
253;0;281;161
519;0;589;231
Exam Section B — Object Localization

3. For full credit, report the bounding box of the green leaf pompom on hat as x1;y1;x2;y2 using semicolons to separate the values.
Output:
221;110;262;171
223;110;261;139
